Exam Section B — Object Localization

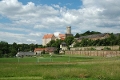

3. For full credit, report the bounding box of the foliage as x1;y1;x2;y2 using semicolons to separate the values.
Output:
74;33;120;47
46;39;62;53
83;30;101;36
74;31;101;38
0;41;42;57
74;33;80;38
103;47;111;50
64;36;74;46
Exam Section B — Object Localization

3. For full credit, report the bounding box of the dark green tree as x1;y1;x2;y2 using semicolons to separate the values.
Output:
74;33;80;38
0;41;9;57
65;36;74;46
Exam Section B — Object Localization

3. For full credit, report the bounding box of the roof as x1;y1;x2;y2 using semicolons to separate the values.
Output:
45;47;57;52
78;33;109;40
61;42;66;45
34;48;45;52
16;52;34;56
43;34;54;39
59;34;65;40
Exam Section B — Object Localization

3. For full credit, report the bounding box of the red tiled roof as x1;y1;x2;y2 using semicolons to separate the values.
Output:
34;47;57;52
59;34;65;40
34;48;45;52
43;34;54;39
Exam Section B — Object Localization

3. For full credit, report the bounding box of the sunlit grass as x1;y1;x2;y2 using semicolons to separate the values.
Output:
0;55;120;80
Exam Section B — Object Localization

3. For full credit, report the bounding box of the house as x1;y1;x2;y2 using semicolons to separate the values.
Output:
59;42;67;54
58;34;66;40
42;26;73;46
42;33;66;46
16;52;34;57
60;42;67;50
34;47;57;55
34;48;45;56
77;33;110;42
45;47;57;53
42;34;56;46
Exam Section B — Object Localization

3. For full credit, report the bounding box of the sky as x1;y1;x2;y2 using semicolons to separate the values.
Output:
0;0;120;44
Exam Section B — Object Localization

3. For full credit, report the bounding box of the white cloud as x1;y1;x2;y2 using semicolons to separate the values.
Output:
0;0;120;44
27;39;36;42
29;32;42;37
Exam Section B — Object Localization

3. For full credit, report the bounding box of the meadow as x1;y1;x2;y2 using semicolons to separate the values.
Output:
0;55;120;80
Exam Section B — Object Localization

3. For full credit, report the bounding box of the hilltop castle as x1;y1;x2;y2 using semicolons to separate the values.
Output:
42;26;73;46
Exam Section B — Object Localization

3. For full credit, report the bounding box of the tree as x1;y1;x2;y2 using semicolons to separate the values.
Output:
117;34;120;50
74;33;80;38
47;40;55;47
0;41;9;57
80;38;89;47
65;36;74;46
30;43;35;52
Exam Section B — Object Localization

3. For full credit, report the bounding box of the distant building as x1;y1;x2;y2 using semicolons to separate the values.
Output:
77;33;110;42
65;26;73;37
16;52;34;57
45;47;57;54
34;47;57;55
59;42;68;54
58;34;66;40
34;48;45;56
42;34;56;46
42;26;73;46
60;42;67;50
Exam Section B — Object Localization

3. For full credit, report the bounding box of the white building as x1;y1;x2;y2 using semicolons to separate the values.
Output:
42;26;72;46
42;34;56;46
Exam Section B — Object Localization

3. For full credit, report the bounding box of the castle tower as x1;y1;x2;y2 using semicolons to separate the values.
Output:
65;26;73;37
66;26;71;34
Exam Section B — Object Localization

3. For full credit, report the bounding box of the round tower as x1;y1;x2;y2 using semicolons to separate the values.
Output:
66;26;71;34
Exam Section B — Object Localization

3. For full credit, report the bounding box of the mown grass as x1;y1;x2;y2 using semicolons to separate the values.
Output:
0;55;120;80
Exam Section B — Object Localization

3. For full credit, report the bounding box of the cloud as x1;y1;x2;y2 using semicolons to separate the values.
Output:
0;0;120;44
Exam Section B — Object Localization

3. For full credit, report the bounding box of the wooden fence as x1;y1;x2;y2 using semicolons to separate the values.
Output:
65;50;120;57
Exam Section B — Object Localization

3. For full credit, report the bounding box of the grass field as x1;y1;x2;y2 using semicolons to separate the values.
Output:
0;55;120;80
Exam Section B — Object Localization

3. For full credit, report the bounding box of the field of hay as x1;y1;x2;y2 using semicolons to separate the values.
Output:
0;55;120;80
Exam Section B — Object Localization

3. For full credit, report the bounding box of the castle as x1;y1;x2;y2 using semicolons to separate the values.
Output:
42;26;73;46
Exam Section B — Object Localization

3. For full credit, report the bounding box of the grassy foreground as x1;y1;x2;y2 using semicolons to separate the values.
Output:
0;55;120;80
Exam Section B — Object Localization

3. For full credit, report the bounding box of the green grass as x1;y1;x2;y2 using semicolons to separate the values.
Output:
0;55;120;80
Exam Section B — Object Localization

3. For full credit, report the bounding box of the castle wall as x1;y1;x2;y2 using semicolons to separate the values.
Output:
65;50;120;57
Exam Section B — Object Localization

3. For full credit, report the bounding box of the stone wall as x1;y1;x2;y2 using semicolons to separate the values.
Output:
65;50;120;57
70;46;120;51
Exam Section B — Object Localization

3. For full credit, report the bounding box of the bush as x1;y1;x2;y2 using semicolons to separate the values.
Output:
90;47;96;50
103;47;111;50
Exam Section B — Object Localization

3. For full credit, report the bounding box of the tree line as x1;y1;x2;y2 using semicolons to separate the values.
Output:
0;42;42;57
74;33;120;47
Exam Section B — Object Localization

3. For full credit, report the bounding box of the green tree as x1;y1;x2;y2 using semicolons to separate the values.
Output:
117;34;120;50
30;43;35;52
47;40;55;47
0;41;9;57
65;36;74;46
74;33;80;38
80;38;89;47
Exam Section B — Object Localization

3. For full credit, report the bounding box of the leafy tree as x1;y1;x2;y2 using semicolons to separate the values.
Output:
65;36;74;46
0;41;9;57
30;43;35;52
80;31;101;36
74;33;80;38
47;40;55;47
10;49;17;57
